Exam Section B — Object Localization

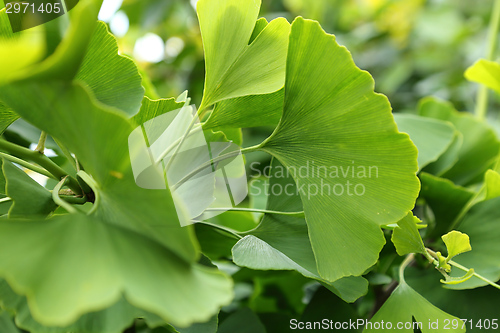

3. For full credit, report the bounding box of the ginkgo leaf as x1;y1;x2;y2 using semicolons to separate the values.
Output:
465;59;500;94
218;308;265;333
394;114;455;171
75;21;145;116
419;172;474;239
365;282;465;333
0;279;165;333
201;16;284;130
0;311;20;333
0;81;197;262
441;230;471;261
423;130;462;176
0;82;236;326
0;101;18;135
485;169;500;200
391;212;426;256
232;159;368;303
2;160;56;217
133;97;185;128
14;0;99;82
203;88;283;130
0;215;233;328
197;0;290;110
407;267;500;322
446;197;500;289
259;17;419;281
419;97;500;186
0;8;45;84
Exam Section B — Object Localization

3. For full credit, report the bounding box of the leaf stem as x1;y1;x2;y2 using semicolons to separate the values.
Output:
35;131;48;154
171;144;262;190
54;138;77;170
52;177;78;214
77;171;99;214
59;194;87;205
475;0;500;120
204;207;305;216
426;248;500;290
447;187;483;232
196;221;242;240
398;253;414;284
0;139;82;194
0;152;54;179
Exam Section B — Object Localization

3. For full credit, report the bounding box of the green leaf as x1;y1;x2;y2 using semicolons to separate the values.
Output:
465;59;500;94
365;282;465;333
75;21;145;116
2;160;56;217
407;266;500;322
419;172;474;238
419;97;500;186
0;82;235;325
0;311;20;333
197;0;290;110
0;8;45;84
391;212;426;256
173;314;217;333
423;130;463;176
0;215;233;327
299;287;359;331
485;169;500;200
393;114;455;171
259;17;419;281
204;89;283;130
133;97;185;128
447;197;500;289
13;0;100;82
441;230;471;261
0;101;18;135
232;159;368;303
218;308;265;333
0;81;197;262
0;279;166;333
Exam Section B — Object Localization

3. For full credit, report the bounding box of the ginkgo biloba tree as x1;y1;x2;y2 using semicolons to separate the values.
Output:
0;0;500;332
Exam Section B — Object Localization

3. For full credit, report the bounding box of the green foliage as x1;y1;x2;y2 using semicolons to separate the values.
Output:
365;282;465;333
1;0;500;331
260;17;419;281
391;213;426;256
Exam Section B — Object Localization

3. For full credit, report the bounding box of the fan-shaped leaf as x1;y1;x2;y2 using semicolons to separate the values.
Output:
2;160;56;217
465;59;500;94
365;282;465;333
447;197;500;289
391;213;426;256
197;0;290;110
75;21;145;116
419;97;500;186
259;17;419;281
0;215;232;327
394;114;455;171
232;159;368;302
